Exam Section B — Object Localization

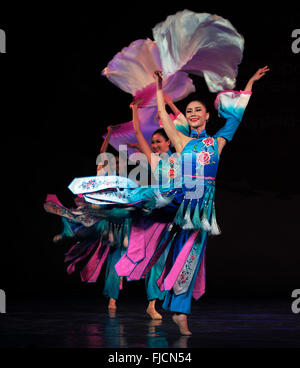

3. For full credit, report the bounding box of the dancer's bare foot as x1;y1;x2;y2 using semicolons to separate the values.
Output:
146;300;162;320
172;314;192;336
53;234;63;243
108;298;117;310
147;307;163;320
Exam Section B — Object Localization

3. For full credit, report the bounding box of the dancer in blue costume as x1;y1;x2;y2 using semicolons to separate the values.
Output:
150;67;269;334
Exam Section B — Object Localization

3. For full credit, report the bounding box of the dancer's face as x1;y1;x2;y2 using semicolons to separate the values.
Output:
185;101;209;130
151;133;170;154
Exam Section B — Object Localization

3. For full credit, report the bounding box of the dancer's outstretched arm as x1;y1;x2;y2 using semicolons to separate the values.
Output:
154;71;191;155
99;125;112;154
130;99;153;165
97;126;112;175
217;66;270;156
244;66;269;91
163;93;181;116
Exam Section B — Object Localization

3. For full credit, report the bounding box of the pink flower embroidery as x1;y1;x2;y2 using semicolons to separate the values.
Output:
167;168;177;179
202;137;214;147
191;255;195;260
197;151;210;166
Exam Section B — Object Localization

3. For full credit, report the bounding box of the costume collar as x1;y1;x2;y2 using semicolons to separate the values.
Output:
190;128;207;138
158;149;173;158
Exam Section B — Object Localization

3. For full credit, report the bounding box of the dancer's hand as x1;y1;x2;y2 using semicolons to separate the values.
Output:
250;66;270;82
153;70;163;80
153;70;163;90
244;66;270;91
130;97;143;109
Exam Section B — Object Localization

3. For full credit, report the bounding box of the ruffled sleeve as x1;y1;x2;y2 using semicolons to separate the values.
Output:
158;111;190;136
172;112;190;136
213;90;252;141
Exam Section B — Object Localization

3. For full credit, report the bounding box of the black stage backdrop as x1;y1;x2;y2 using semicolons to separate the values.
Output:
0;2;299;301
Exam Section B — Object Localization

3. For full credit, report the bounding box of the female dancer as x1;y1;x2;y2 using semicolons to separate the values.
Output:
104;101;174;319
151;66;269;334
129;98;172;319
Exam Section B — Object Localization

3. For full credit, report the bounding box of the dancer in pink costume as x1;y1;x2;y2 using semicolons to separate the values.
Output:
45;124;167;319
129;98;172;319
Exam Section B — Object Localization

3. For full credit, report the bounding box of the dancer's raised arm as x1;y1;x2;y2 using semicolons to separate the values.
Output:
215;66;270;156
130;98;171;172
163;93;181;116
130;98;153;165
154;71;191;154
244;66;269;92
97;126;113;175
99;126;112;154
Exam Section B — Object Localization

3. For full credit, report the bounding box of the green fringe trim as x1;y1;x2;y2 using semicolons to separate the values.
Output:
105;207;133;220
192;200;202;230
94;219;109;234
201;202;211;231
210;202;221;235
174;199;187;227
182;199;194;229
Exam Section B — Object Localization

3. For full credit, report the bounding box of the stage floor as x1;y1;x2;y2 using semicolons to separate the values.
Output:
0;295;299;348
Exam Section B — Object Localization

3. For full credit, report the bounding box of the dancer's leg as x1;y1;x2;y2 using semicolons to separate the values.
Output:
163;230;207;335
145;249;168;319
172;313;192;335
53;234;64;243
108;297;117;310
146;299;162;320
103;247;122;309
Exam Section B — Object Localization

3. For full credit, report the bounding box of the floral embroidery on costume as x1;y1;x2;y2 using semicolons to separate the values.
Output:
190;138;217;167
197;151;211;166
174;241;201;293
202;137;215;147
167;168;177;179
80;179;97;191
